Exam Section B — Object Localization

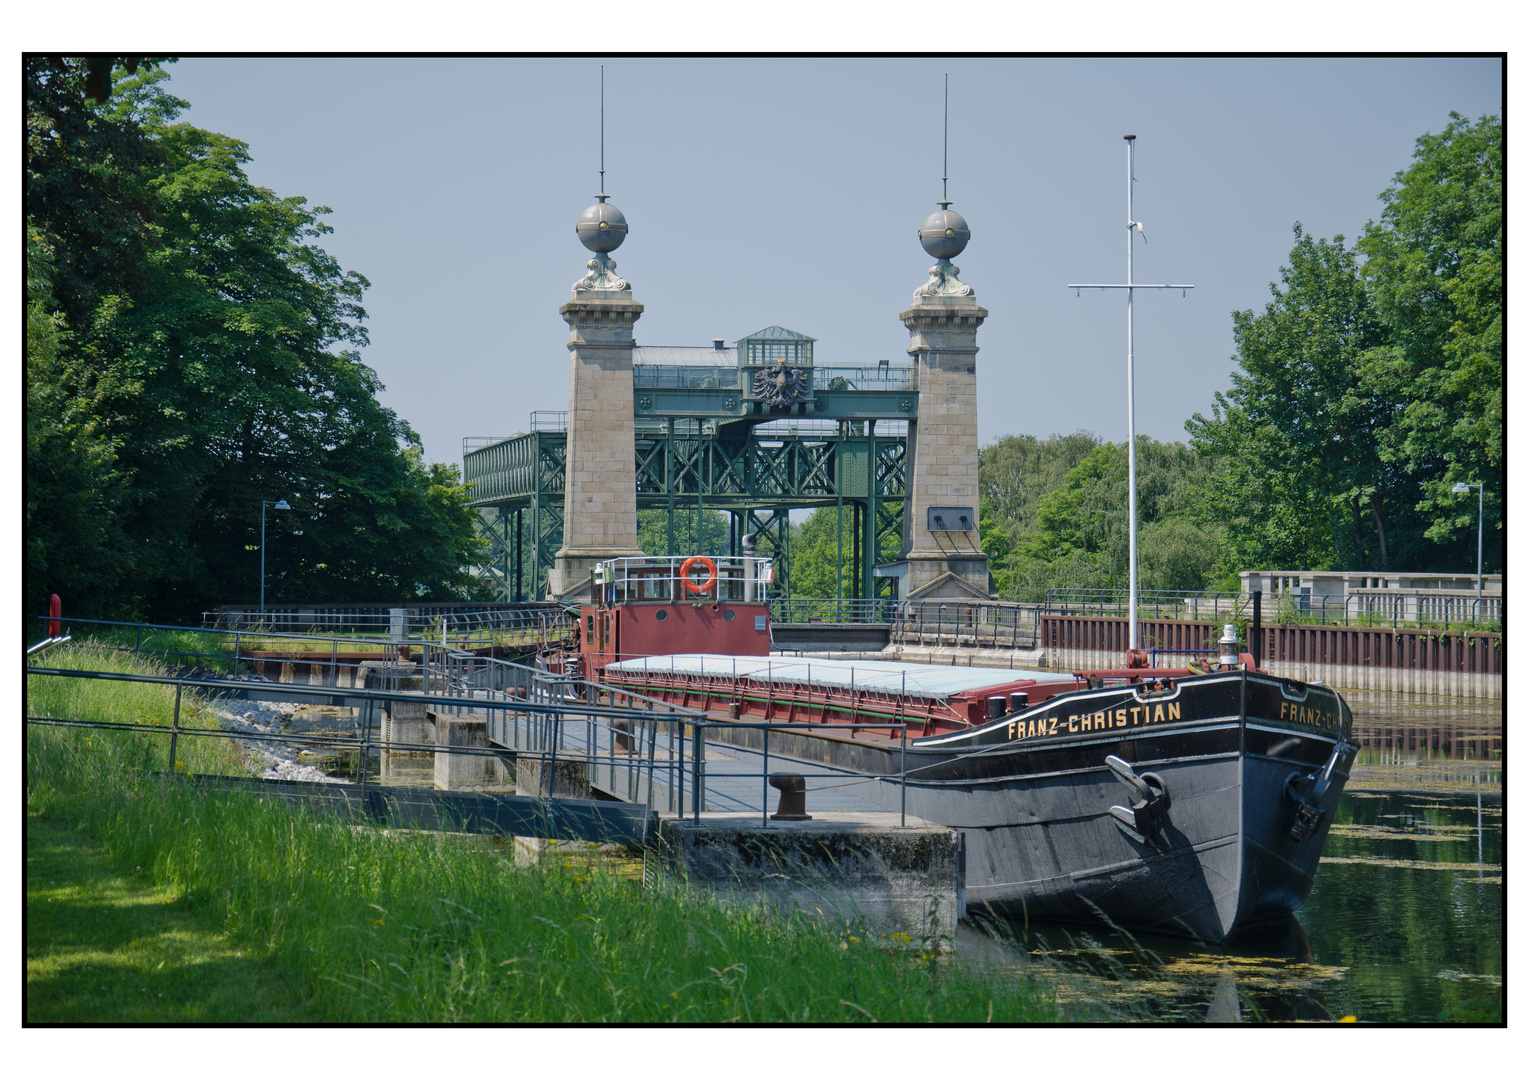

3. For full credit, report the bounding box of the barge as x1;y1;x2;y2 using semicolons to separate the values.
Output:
566;555;1355;942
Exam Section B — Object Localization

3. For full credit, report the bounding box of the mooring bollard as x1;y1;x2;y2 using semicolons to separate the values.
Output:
613;716;632;754
768;773;811;821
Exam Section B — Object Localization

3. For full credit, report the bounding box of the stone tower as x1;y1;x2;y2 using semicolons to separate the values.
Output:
546;194;645;600
898;204;991;599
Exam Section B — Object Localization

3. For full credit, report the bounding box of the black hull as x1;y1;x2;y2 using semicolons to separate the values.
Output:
711;671;1354;942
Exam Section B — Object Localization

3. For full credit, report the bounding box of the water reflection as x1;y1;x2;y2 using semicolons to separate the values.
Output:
281;704;451;788
1345;689;1502;789
960;690;1504;1023
958;915;1344;1022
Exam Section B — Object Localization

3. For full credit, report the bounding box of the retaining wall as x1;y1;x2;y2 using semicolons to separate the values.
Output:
1040;615;1502;698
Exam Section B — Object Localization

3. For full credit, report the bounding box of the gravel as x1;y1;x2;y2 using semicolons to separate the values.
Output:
207;685;352;785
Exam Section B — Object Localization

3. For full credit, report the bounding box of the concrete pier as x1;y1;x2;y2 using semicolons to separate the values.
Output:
432;712;513;791
652;812;965;947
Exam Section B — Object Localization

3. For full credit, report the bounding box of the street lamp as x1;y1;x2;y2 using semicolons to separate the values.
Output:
1451;481;1484;605
260;498;292;614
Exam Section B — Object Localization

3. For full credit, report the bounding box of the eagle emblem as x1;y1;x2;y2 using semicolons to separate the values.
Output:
753;360;808;407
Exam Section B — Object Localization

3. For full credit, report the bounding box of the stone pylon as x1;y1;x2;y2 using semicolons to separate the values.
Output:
546;282;645;601
899;291;991;599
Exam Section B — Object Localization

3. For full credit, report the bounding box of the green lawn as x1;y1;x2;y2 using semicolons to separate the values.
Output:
26;813;309;1023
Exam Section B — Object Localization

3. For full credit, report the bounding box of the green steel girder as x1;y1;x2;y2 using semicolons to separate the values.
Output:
464;429;906;600
744;508;794;596
629;386;916;421
473;507;511;599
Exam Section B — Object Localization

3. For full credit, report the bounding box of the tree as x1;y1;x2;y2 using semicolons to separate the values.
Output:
786;509;842;599
978;431;1102;534
1187;226;1419;571
990;438;1224;601
636;507;731;558
27;65;489;617
24;58;170;332
25;225;131;621
784;506;900;599
1187;114;1503;579
978;432;1104;599
1357;112;1502;570
268;447;489;605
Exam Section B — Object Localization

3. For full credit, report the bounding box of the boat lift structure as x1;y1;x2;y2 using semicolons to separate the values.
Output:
463;327;913;602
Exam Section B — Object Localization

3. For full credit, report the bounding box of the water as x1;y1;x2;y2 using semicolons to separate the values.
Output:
959;689;1505;1023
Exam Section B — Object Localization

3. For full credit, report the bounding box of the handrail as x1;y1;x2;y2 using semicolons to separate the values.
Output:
26;636;72;658
28;659;915;828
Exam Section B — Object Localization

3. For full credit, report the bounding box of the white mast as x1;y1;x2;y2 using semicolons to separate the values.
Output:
1068;135;1194;653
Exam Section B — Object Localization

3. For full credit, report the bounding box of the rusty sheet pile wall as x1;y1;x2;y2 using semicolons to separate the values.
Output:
1040;616;1501;698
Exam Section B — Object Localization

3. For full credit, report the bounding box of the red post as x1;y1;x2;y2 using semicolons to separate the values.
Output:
49;594;61;638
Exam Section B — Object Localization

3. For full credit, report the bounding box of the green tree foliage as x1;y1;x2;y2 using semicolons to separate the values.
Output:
978;431;1103;533
635;508;731;558
985;439;1225;602
1190;113;1501;576
977;432;1102;596
786;509;842;599
1188;226;1417;571
1357;112;1502;562
25;226;131;620
24;58;168;331
785;507;900;599
26;62;488;619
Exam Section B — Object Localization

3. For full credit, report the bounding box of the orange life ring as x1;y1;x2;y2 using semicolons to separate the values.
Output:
679;555;718;595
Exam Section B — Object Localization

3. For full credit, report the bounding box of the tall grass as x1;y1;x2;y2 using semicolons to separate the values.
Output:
28;642;1063;1022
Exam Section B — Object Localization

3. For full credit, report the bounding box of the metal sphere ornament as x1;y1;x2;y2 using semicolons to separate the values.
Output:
576;199;628;254
918;208;970;260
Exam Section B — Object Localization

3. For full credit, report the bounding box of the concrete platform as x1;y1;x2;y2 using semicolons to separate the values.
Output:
652;811;965;948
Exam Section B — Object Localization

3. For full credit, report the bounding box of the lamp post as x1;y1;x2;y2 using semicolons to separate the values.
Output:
260;498;292;614
1451;481;1484;606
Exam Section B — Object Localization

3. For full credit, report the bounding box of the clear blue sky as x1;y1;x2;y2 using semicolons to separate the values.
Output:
150;58;1500;468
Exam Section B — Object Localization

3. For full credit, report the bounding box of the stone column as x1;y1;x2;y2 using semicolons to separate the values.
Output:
900;294;990;599
547;288;645;600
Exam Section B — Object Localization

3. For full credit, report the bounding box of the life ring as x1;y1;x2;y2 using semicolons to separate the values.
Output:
679;555;717;595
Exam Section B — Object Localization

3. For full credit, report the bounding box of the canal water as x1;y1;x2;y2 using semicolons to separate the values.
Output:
959;690;1505;1022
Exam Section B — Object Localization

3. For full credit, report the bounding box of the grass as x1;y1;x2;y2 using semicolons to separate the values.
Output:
26;814;309;1022
27;640;1064;1023
72;624;548;675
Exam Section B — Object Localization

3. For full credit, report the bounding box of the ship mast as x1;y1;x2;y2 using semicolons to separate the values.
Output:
1067;136;1194;652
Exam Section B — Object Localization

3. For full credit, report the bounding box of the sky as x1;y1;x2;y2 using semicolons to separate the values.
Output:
149;56;1503;470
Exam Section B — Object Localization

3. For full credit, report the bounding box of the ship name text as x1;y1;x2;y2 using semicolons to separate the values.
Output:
1008;701;1182;742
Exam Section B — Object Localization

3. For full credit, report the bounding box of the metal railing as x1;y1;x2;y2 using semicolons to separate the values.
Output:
32;614;578;700
768;598;1044;650
813;365;917;391
202;604;576;641
26;649;919;831
25;656;699;829
1040;588;1243;622
1281;593;1503;629
769;598;899;624
631;365;738;390
892;600;1041;650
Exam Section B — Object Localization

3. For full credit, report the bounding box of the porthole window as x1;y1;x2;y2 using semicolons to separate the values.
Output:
655;609;669;622
723;609;736;622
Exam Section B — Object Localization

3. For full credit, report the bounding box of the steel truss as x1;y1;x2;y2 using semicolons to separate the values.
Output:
465;428;905;601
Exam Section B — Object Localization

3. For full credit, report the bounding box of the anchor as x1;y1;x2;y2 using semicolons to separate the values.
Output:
1284;738;1348;841
1105;754;1171;839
